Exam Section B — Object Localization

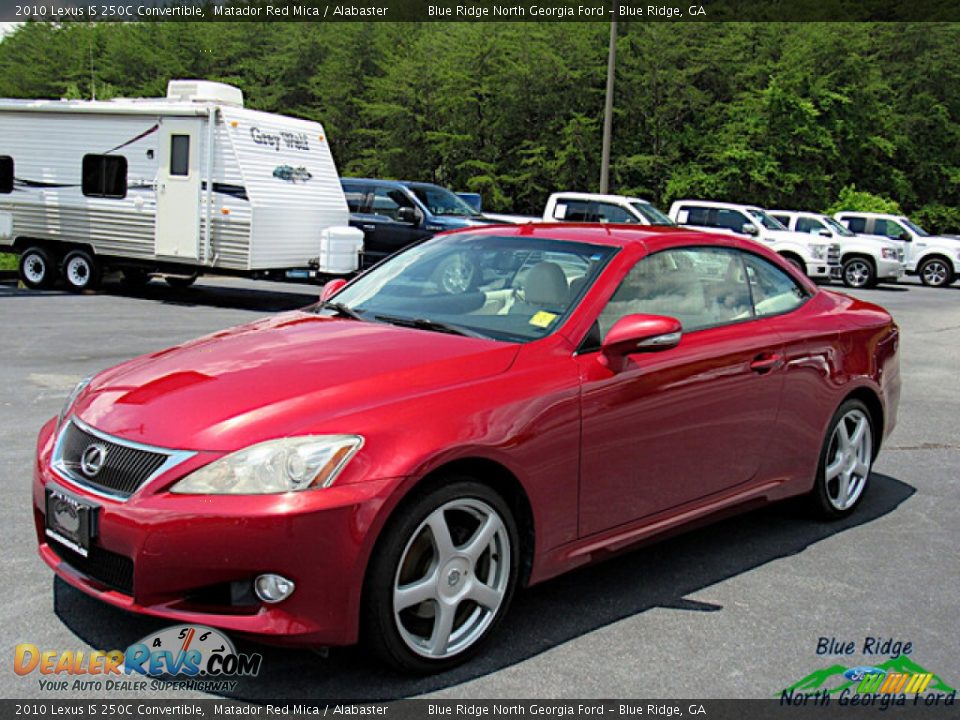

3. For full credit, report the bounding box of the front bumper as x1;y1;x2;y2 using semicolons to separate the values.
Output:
33;419;398;647
876;257;904;282
807;262;841;280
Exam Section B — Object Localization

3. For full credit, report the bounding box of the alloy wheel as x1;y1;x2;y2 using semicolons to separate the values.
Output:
843;259;872;288
920;259;949;287
392;498;511;659
824;408;872;511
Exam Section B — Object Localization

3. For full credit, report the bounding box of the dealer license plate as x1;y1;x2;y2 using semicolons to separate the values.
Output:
45;488;98;557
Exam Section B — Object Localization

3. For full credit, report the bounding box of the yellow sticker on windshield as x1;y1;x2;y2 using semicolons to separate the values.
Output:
529;311;558;328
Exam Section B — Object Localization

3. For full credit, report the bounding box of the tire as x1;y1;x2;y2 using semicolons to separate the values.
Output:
784;255;806;276
918;256;954;288
362;479;520;673
19;246;57;289
841;257;877;289
434;253;478;294
808;399;874;520
164;273;198;288
62;250;101;292
120;269;152;288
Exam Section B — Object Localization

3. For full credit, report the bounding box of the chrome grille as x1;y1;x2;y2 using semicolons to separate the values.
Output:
827;243;841;266
53;419;192;499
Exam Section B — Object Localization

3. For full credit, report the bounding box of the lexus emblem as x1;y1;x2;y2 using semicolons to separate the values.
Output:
80;443;108;477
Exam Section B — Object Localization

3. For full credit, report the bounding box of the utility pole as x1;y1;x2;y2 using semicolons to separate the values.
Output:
599;17;617;194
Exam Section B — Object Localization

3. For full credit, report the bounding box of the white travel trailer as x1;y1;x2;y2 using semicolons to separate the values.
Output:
0;80;363;290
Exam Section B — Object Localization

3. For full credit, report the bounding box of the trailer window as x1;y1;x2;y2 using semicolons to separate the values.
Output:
170;135;190;176
0;156;12;194
82;155;127;198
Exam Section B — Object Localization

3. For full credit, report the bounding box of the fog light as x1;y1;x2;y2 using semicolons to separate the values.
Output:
254;574;295;603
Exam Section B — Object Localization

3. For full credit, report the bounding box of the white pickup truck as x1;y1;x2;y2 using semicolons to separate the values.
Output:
541;192;674;225
769;210;904;289
833;212;960;288
668;200;841;280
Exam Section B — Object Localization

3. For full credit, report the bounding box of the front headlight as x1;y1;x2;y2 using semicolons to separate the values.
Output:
57;376;92;432
882;248;898;260
170;435;364;495
811;246;827;260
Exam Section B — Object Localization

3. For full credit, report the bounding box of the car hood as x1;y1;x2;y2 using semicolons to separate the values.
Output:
74;312;520;452
769;229;833;246
925;234;960;247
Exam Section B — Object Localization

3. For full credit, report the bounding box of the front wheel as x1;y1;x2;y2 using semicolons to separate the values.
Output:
363;480;519;673
918;257;954;288
842;257;877;289
808;399;874;519
62;250;101;292
19;246;57;289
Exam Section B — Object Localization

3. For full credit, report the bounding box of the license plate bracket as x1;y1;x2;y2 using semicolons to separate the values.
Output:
45;488;98;557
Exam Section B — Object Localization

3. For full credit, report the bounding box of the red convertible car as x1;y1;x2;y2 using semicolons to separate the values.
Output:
33;224;900;672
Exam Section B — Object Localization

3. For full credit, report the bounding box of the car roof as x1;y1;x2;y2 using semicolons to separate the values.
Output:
341;177;444;191
834;211;903;220
671;199;765;212
769;209;826;217
446;222;757;251
551;192;653;204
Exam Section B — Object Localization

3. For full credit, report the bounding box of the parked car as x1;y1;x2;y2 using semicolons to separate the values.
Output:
833;212;960;288
342;178;500;267
769;210;904;289
669;200;842;281
542;192;674;225
35;224;899;673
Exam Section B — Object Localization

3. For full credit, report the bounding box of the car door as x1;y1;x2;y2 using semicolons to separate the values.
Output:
871;218;918;266
576;246;786;536
353;185;429;266
676;205;756;238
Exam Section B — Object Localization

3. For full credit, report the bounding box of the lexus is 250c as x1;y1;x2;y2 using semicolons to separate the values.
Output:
34;225;900;672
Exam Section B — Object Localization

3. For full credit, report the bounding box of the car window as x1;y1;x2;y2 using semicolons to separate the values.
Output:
371;186;415;221
844;217;867;233
770;214;790;227
595;202;637;224
681;207;751;233
341;182;369;213
741;254;808;317
596;247;754;339
555;200;594;222
873;219;907;239
796;217;826;234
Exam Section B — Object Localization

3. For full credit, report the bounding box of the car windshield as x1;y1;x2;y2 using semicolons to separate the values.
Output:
326;234;617;342
408;185;482;217
629;201;674;225
901;218;929;237
747;209;788;230
822;216;856;237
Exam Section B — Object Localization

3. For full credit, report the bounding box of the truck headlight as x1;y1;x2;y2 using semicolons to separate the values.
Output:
882;248;898;260
811;246;827;259
170;435;364;494
57;376;92;432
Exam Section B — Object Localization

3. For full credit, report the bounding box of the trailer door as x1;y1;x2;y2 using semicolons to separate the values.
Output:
155;118;202;260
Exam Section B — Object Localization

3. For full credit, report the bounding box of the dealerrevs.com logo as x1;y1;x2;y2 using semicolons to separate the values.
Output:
15;624;262;693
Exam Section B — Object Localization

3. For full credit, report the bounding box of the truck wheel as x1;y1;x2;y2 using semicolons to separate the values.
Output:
842;257;876;289
165;273;198;289
19;246;57;289
62;250;101;292
918;256;954;288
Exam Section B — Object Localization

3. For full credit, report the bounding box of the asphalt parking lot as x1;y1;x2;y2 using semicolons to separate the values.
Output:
1;275;957;701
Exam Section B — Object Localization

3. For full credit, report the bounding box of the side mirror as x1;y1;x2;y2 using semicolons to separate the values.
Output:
397;206;419;225
741;223;759;236
602;314;682;359
319;278;348;301
898;231;912;242
819;229;832;237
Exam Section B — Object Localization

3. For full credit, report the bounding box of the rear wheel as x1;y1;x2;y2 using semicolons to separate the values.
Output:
809;399;874;519
842;257;877;289
19;246;57;289
62;250;101;292
363;479;519;673
918;256;954;287
164;273;198;288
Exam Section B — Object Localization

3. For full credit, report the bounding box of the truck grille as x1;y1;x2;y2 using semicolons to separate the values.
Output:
53;419;193;500
827;244;841;266
47;537;134;595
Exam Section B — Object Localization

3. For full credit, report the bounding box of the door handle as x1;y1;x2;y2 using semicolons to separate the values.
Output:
362;224;376;231
750;353;783;374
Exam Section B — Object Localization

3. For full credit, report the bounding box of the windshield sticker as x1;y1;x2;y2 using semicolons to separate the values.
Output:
529;311;557;328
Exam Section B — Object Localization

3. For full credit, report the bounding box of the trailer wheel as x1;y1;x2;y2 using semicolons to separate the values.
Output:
164;273;199;289
62;250;102;292
19;246;57;289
